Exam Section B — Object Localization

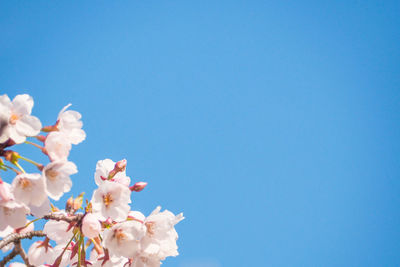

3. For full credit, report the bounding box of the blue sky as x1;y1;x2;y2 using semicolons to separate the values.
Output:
1;0;400;266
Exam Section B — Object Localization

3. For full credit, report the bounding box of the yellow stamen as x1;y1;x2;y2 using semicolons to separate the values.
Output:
19;178;32;190
45;169;59;181
103;193;113;208
9;113;20;125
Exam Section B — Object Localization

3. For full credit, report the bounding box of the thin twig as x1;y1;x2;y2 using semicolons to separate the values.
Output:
15;240;33;267
0;230;46;250
0;246;19;266
42;213;83;223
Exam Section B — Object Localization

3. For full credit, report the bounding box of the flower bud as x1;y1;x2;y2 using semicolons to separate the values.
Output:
102;217;113;228
73;192;85;211
107;159;127;179
3;150;19;164
82;213;101;239
130;181;147;192
65;196;74;213
115;159;127;172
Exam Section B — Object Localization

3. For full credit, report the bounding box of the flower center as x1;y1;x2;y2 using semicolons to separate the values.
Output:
19;178;32;190
145;222;155;236
45;169;59;181
9;113;20;125
2;207;12;216
102;193;113;208
113;228;126;244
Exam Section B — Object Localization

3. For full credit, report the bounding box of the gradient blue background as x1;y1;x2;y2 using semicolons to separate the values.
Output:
1;1;400;266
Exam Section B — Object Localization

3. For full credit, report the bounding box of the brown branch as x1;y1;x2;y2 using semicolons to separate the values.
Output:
0;230;46;250
42;213;83;223
15;240;33;267
0;212;83;266
0;246;19;266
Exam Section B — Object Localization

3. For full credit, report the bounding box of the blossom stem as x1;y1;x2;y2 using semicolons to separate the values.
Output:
77;235;83;267
17;155;43;170
13;161;25;173
53;230;78;266
24;141;44;150
24;217;41;228
3;164;21;174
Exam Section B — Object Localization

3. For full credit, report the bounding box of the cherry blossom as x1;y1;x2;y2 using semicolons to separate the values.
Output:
81;212;101;239
11;173;47;207
42;161;77;200
57;104;86;145
27;241;55;266
0;180;13;202
91;180;131;221
103;220;146;258
0;93;184;266
45;131;72;161
43;213;74;244
94;158;131;186
0;94;41;144
0;199;29;229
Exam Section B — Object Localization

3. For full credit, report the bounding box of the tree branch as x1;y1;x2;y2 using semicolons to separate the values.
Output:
42;213;83;223
0;246;19;266
0;231;46;250
15;240;33;267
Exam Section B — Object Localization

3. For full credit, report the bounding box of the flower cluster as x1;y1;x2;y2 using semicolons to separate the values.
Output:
0;94;184;267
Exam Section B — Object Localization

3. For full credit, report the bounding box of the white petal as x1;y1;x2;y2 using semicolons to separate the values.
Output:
9;126;26;144
12;94;33;115
0;94;12;109
15;115;41;137
29;197;50;217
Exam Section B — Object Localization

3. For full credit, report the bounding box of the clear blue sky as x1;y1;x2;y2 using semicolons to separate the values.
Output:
1;1;400;266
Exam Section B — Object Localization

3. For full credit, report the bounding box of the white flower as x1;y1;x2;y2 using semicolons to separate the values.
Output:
89;250;126;267
9;263;27;267
103;220;146;258
0;180;13;202
57;104;86;145
11;173;47;207
27;241;54;266
94;159;130;186
130;256;161;267
52;242;77;267
142;207;184;260
43;161;77;200
91;181;131;221
0;225;13;237
45;131;72;161
0;199;29;230
128;211;146;222
0;94;41;144
43;213;74;244
82;213;101;239
0;225;14;252
29;197;51;217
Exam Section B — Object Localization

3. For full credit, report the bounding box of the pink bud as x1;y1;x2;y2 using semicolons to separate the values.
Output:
102;217;113;228
82;213;101;239
130;182;147;192
115;159;127;172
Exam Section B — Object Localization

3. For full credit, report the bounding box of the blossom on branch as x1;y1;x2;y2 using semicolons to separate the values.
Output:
0;93;184;267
